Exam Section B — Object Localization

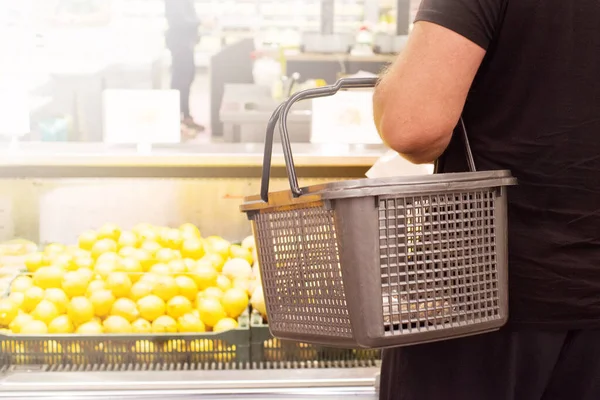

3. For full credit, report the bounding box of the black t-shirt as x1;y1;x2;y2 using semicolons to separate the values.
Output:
417;0;600;328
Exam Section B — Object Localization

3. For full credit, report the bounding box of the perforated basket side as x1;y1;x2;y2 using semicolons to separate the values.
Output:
330;186;510;348
252;202;355;346
378;189;504;335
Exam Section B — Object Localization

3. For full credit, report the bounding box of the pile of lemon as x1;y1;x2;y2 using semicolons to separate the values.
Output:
0;223;256;336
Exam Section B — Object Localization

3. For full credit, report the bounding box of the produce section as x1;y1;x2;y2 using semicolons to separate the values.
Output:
0;146;383;397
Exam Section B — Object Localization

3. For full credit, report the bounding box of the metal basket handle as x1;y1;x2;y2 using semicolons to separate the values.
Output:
261;77;476;202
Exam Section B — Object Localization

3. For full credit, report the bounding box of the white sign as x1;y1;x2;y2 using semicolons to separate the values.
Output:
0;86;30;137
103;89;181;144
310;90;382;145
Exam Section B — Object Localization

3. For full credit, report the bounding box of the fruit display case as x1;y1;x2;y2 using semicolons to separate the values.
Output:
0;142;385;398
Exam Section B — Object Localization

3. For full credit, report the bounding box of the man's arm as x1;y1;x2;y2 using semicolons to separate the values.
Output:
373;21;486;164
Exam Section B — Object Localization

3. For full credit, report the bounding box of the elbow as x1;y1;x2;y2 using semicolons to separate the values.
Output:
378;113;454;164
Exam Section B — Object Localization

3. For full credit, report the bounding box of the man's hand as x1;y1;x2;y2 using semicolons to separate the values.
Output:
373;21;486;164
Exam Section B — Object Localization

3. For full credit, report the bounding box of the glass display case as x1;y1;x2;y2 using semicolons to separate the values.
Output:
0;142;383;398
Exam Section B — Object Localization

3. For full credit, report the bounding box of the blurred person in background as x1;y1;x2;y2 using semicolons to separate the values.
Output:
373;0;600;399
165;0;204;137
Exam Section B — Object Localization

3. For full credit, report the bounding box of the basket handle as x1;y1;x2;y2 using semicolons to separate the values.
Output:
261;77;379;202
433;118;477;173
261;77;477;202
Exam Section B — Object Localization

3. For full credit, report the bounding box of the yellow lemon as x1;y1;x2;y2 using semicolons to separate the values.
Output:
140;241;161;256
10;276;33;293
222;258;253;282
155;248;179;264
86;280;106;297
22;286;45;313
48;315;75;334
20;320;48;334
44;288;69;314
52;254;75;270
174;275;198;301
132;223;154;235
161;229;183;250
94;261;117;281
241;235;255;251
97;223;121;242
78;230;98;251
44;243;65;255
166;296;192;320
131;318;152;333
140;272;161;287
199;287;224;303
216;275;232;292
130;280;154;301
118;246;137;258
197;297;227;328
25;252;45;273
179;223;201;238
67;297;95;326
78;267;95;283
96;251;120;265
89;290;115;318
181;238;205;260
74;256;94;270
62;271;90;298
105;272;132;298
120;258;143;282
103;315;132;334
9;313;34;333
117;231;139;249
8;292;25;308
232;278;251;295
213;317;239;332
110;298;139;322
131;249;154;272
190;264;218;290
31;300;59;325
76;320;103;334
221;288;249;319
137;229;159;245
152;276;178;301
201;254;226;272
151;315;177;333
229;244;253;265
149;263;171;276
0;299;19;326
137;295;166;322
205;236;231;259
33;266;64;289
168;259;187;275
177;313;206;333
91;238;118;259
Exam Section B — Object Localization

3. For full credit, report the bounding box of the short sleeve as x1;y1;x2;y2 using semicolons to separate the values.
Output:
415;0;506;50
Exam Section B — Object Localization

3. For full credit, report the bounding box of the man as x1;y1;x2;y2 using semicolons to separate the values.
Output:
164;0;204;135
373;1;600;399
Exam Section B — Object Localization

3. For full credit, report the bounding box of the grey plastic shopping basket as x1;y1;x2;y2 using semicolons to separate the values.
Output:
240;77;517;349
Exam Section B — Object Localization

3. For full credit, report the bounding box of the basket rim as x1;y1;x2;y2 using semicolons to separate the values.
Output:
241;170;516;212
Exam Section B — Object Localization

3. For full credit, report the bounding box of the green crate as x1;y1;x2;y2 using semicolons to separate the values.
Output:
0;329;251;367
249;313;381;366
0;312;252;368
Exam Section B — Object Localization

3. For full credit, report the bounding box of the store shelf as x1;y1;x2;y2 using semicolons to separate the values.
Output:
0;367;379;398
0;143;386;178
